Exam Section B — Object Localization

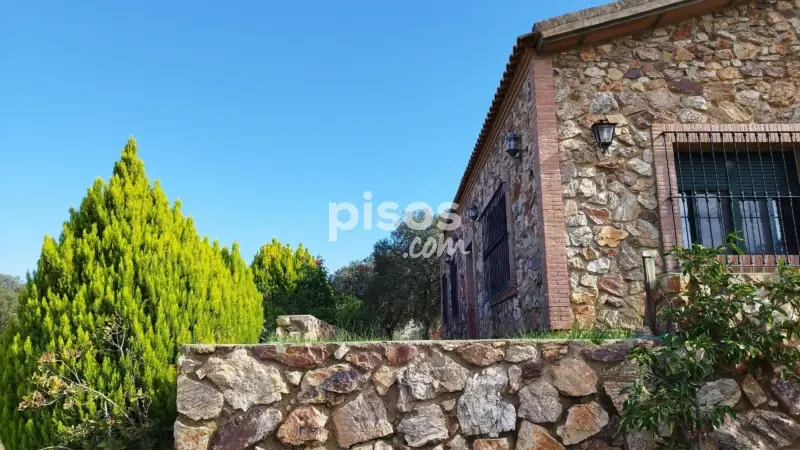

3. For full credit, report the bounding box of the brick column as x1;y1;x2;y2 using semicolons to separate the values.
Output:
529;54;571;330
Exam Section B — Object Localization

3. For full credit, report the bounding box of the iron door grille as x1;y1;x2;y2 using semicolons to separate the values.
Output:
441;274;449;329
481;185;511;298
662;131;800;267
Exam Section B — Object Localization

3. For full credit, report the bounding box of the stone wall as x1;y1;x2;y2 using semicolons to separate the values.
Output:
552;0;800;331
445;55;547;339
174;338;800;449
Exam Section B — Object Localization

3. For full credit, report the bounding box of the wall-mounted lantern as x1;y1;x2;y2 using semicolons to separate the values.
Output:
505;132;522;158
591;119;617;155
466;204;479;221
443;251;453;264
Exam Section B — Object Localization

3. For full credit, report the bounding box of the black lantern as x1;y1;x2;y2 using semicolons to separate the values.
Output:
591;120;617;154
466;204;479;221
505;132;521;158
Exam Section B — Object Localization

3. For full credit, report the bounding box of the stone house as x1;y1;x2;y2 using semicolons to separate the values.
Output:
441;0;800;338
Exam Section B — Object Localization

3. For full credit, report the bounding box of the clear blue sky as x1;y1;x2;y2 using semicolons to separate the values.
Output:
0;0;602;278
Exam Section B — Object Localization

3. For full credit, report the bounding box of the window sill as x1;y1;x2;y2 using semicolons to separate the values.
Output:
489;285;518;306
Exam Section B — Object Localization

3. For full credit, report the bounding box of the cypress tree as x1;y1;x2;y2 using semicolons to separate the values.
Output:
0;138;262;449
251;239;317;332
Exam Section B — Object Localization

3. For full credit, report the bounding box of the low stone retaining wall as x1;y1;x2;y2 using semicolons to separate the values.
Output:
175;339;800;449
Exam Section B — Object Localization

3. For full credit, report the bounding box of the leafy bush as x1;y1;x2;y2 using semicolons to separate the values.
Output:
621;237;800;448
0;139;262;450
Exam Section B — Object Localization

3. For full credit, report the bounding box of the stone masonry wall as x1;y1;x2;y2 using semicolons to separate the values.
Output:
446;56;547;338
552;0;800;331
175;339;800;449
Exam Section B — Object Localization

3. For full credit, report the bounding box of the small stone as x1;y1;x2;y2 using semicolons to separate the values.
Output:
585;66;606;78
474;438;510;450
209;407;283;450
718;67;742;80
589;92;619;114
550;358;598;397
710;101;751;123
442;399;456;411
625;430;655;450
771;376;800;414
608;68;624;81
397;404;449;447
371;365;397;396
635;47;662;61
734;42;759;60
669;78;703;95
516;421;565;450
345;351;383;372
768;80;797;106
286;370;303;386
697;378;741;412
646;87;679;109
199;349;288;411
177;375;224;422
385;344;418;365
276;406;329;446
595;227;629;248
457;367;516;436
569;226;594;246
502;363;519;393
521;360;545;378
457;343;505;366
334;344;350;360
584;346;630;363
675;47;694;61
331;390;393;448
741;374;767;408
682;95;709;110
445;435;468;450
556;402;609;445
587;258;611;275
604;381;631;413
678;108;707;123
558;121;583;140
580;274;598;288
598;274;626;297
505;344;539;363
627;158;652;176
735;90;761;108
400;352;470;400
175;420;215;450
518;381;563;423
298;363;366;405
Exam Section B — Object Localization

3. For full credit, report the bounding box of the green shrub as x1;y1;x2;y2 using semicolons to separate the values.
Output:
621;236;800;448
0;138;262;450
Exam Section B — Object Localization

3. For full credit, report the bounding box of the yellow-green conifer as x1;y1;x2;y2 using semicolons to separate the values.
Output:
0;138;262;449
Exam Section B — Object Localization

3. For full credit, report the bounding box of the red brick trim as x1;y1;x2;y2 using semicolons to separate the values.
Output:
653;123;800;272
529;54;571;330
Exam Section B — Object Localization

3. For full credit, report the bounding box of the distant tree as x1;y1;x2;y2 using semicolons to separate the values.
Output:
0;138;262;450
0;274;21;332
331;258;373;300
362;214;442;337
251;239;318;334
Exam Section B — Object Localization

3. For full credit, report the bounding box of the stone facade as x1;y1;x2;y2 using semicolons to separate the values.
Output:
175;339;800;449
552;0;800;331
448;0;800;335
443;54;548;339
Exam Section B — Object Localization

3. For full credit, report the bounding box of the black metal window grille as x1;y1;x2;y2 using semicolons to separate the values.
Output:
663;131;800;267
481;184;511;297
449;261;459;322
441;274;449;328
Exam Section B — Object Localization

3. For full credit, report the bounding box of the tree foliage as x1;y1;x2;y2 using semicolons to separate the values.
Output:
0;138;263;450
360;215;442;338
0;274;22;332
621;236;800;448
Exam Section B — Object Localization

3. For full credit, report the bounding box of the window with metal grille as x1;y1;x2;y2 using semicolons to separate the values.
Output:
482;185;511;298
441;274;449;328
449;261;459;321
666;131;800;266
